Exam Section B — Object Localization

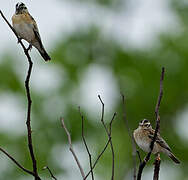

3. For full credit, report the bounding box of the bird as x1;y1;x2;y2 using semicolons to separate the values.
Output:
133;119;180;164
12;2;51;61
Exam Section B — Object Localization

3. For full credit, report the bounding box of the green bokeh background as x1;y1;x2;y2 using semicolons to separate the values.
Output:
0;0;188;179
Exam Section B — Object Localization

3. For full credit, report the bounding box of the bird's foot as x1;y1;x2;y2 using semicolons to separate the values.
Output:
156;153;160;161
153;153;161;165
156;156;161;161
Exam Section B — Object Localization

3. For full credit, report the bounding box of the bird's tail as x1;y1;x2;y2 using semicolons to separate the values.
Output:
38;48;51;61
168;152;180;164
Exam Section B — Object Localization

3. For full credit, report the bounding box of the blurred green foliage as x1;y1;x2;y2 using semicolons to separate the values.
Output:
0;0;188;180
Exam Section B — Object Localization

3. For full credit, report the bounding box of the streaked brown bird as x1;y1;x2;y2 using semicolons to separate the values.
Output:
133;119;180;164
12;2;51;61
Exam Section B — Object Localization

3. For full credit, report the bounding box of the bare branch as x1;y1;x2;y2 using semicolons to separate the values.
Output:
153;154;161;180
0;147;34;176
84;98;116;180
61;118;85;179
43;166;57;180
98;95;116;180
78;107;94;180
136;150;142;164
84;138;111;179
108;113;116;180
121;94;137;180
155;67;165;119
137;67;165;180
0;10;40;180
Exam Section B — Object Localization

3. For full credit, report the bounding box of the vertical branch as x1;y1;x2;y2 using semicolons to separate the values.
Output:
79;107;94;180
0;11;40;180
137;67;165;180
24;45;39;180
153;154;161;180
98;95;116;180
152;67;165;180
61;118;85;179
121;94;137;180
108;112;116;180
155;67;165;119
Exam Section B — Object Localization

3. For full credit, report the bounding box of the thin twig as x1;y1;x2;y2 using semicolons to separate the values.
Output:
136;150;142;164
109;113;116;179
152;67;165;180
61;118;85;179
0;10;40;180
153;154;161;180
155;67;165;120
43;166;57;180
137;67;165;180
84;138;111;179
121;94;137;180
84;105;116;180
98;95;116;180
79;107;94;180
0;147;34;176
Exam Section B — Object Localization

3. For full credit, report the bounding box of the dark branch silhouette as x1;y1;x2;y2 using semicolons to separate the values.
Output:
98;95;116;180
0;147;34;176
61;96;116;180
121;94;137;180
155;67;165;120
84;97;116;180
43;166;57;180
153;154;161;180
137;67;165;180
61;118;85;179
84;138;111;179
0;10;40;180
79;107;94;180
136;150;142;164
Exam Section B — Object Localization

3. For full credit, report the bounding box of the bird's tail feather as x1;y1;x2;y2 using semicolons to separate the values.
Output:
39;48;51;61
169;152;180;164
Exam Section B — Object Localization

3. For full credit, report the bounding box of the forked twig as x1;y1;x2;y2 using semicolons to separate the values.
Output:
84;97;116;180
98;95;116;180
84;138;111;179
61;118;85;179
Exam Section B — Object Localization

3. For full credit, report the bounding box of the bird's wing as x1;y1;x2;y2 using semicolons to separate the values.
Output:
30;14;43;49
148;129;171;152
